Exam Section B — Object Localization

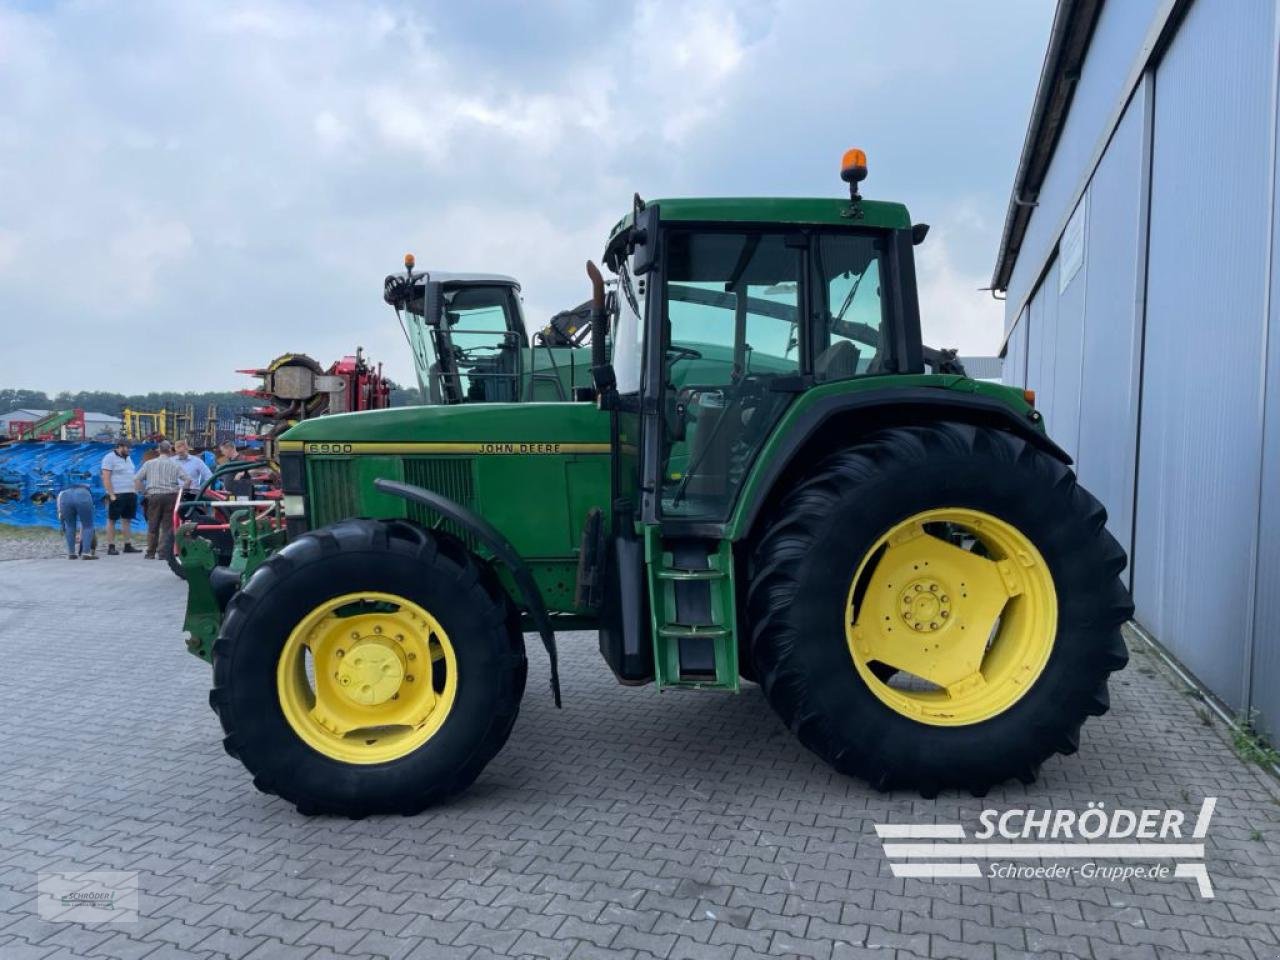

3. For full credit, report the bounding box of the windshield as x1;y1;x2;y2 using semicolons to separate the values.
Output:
613;260;645;394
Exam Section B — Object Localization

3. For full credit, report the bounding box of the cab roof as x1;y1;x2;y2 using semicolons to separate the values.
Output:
427;271;521;290
607;197;912;248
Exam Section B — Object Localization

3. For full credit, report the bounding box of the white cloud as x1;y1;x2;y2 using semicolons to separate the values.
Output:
916;224;1005;356
0;0;1050;393
104;216;196;308
0;230;19;272
632;0;749;143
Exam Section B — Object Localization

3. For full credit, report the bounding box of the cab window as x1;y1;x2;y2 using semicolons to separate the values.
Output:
812;233;888;380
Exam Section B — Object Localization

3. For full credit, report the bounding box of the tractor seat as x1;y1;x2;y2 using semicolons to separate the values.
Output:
815;339;861;381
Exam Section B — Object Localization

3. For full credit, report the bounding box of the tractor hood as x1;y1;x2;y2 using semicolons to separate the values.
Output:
278;401;611;448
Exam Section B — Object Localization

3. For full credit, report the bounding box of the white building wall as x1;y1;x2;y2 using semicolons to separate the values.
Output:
1000;0;1280;735
1134;0;1275;712
1074;84;1148;563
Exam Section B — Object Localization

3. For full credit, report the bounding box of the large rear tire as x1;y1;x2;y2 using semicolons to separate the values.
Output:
747;423;1131;796
210;518;526;816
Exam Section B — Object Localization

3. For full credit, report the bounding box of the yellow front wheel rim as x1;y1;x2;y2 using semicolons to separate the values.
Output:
277;591;458;764
845;508;1057;726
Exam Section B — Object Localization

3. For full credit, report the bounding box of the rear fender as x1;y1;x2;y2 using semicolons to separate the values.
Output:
733;387;1071;543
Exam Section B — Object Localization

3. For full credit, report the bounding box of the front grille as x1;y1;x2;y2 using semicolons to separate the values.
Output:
306;456;476;535
403;457;474;506
403;458;475;544
308;459;357;526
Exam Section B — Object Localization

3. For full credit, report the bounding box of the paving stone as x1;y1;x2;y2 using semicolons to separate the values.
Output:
2;565;1279;960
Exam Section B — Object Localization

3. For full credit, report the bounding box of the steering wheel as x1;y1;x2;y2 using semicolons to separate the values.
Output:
666;344;703;363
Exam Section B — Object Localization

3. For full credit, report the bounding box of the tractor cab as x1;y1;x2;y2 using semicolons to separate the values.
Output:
384;261;593;404
599;186;927;526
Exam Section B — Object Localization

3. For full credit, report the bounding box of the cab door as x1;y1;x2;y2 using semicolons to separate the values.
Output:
656;228;806;523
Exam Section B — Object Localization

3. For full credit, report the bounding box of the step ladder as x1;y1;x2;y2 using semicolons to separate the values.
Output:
645;529;740;691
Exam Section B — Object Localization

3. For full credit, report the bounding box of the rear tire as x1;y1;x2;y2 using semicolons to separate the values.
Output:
210;518;526;816
747;423;1131;796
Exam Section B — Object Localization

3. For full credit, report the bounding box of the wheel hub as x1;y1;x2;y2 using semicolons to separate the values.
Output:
899;577;951;632
845;508;1058;727
335;638;404;706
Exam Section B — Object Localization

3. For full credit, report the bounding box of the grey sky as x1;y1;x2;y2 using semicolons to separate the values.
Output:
0;0;1053;393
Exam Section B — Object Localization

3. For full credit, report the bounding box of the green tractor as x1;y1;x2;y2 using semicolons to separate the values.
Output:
183;153;1131;815
384;260;597;405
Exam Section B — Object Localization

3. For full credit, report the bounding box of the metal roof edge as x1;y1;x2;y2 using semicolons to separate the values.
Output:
990;0;1105;293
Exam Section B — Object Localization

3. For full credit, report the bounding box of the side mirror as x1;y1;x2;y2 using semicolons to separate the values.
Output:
631;203;660;276
422;280;444;326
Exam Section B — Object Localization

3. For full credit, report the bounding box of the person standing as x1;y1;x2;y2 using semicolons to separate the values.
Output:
100;439;140;555
56;483;98;560
134;440;185;560
174;439;212;492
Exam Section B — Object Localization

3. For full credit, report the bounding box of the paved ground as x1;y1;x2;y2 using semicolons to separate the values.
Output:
0;525;91;561
0;554;1278;960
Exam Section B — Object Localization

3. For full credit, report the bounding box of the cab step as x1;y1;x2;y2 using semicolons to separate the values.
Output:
655;567;725;582
645;530;739;691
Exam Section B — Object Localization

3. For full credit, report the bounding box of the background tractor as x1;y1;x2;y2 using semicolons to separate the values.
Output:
182;152;1131;816
384;261;597;405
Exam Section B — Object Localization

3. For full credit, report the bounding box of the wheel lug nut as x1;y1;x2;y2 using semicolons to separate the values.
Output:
405;674;414;682
928;584;937;592
373;626;382;634
336;649;345;658
913;623;924;631
396;634;404;643
941;611;949;618
930;622;939;629
350;632;359;640
407;653;416;661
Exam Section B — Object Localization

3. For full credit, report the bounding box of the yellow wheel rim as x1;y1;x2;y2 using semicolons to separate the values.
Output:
844;508;1057;726
276;591;458;764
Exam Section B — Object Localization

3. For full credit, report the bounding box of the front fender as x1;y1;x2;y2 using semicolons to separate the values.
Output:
373;478;562;707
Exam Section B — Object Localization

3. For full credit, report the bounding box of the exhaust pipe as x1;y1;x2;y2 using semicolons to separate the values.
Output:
586;260;606;371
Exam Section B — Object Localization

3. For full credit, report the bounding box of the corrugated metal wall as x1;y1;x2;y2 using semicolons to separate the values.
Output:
1254;87;1280;736
1025;260;1060;437
1075;87;1148;563
1004;305;1030;388
1051;203;1088;462
1133;0;1275;711
1000;0;1280;736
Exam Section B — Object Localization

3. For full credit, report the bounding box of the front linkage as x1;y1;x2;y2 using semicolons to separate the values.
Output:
181;508;284;662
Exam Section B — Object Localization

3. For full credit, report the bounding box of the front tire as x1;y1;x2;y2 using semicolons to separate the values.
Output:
747;423;1132;796
210;518;526;816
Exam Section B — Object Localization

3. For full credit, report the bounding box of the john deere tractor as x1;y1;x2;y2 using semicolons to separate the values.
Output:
182;152;1131;815
384;262;597;405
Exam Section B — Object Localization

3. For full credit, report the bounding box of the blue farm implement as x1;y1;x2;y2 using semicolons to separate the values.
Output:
0;441;153;531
